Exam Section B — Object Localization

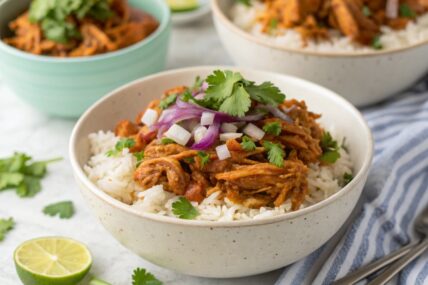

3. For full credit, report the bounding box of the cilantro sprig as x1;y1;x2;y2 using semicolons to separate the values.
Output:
160;138;176;145
263;122;282;136
29;0;114;43
106;138;136;157
0;153;61;198
241;136;256;151
399;3;416;18
197;151;210;168
159;94;177;110
0;217;15;242
43;201;75;219
172;197;199;220
320;131;341;164
263;141;285;167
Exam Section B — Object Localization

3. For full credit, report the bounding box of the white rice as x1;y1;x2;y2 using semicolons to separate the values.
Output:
231;2;428;52
84;130;353;221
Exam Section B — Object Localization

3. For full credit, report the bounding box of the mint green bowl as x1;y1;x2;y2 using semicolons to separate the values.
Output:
0;0;171;118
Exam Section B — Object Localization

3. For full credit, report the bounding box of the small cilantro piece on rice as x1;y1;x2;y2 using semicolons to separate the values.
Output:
106;138;136;157
343;173;354;185
172;197;199;220
320;131;341;164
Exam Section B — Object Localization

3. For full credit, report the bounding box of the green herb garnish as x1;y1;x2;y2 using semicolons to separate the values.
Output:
237;0;252;6
399;3;416;18
160;138;176;145
0;153;61;198
172;197;199;220
241;136;256;151
0;217;14;242
43;201;75;219
362;5;371;17
268;18;279;32
197;151;210;168
134;151;145;167
29;0;113;43
263;141;285;167
343;173;354;185
106;138;136;157
372;36;383;50
132;268;162;285
159;94;177;110
183;157;195;164
320;131;341;164
263;122;282;136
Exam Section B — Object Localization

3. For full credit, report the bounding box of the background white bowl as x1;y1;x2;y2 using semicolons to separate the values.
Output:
211;0;428;107
69;66;373;278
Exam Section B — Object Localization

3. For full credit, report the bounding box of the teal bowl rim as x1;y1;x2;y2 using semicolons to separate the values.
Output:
0;0;171;63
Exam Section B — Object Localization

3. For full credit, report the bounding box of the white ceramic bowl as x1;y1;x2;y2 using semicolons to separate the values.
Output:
211;0;428;107
69;66;373;278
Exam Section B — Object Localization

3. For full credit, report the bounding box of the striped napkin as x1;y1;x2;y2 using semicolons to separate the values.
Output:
276;74;428;285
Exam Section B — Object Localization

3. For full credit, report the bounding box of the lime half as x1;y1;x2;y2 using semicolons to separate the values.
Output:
14;237;92;285
167;0;199;12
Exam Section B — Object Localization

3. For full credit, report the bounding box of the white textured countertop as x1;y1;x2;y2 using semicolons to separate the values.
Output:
0;18;282;285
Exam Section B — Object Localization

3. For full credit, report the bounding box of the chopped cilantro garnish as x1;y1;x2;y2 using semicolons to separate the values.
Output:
269;18;279;32
106;138;136;157
159;94;177;110
241;136;256;151
372;36;383;50
134;151;145;167
160;138;176;145
192;76;203;91
343;173;354;185
263;122;282;136
263;141;285;167
237;0;252;6
362;5;371;17
43;201;75;219
399;3;416;18
0;217;14;242
132;268;162;285
197;151;210;168
183;157;195;164
320;131;341;164
172;197;199;220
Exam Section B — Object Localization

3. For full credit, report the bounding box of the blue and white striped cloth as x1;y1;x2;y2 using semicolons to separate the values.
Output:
276;74;428;285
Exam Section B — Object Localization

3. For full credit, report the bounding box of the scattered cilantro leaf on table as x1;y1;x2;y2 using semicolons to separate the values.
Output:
0;217;15;242
43;201;75;219
159;94;177;110
320;131;341;164
241;136;256;151
263;141;285;167
132;268;163;285
172;197;199;220
197;151;210;168
0;153;61;198
263;122;282;136
106;138;136;157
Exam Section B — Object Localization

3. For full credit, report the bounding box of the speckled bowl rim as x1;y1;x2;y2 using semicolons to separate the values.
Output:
69;66;374;228
211;0;428;58
0;0;171;63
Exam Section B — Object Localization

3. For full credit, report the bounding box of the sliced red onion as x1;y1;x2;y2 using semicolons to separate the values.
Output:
220;133;243;141
216;144;231;160
243;123;265;141
141;108;159;127
260;105;293;123
164;124;192;146
191;121;220;150
386;0;399;19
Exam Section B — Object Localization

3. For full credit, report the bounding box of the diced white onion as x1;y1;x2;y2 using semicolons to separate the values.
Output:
221;123;238;133
164;124;191;146
220;133;243;141
243;123;265;141
216;144;231;160
141;108;158;127
159;109;173;121
194;126;208;143
201;112;215;126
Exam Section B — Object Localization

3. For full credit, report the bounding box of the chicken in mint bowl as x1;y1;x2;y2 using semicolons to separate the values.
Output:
69;66;373;278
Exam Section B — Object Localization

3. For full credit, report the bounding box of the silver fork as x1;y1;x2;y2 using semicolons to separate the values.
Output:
333;204;428;285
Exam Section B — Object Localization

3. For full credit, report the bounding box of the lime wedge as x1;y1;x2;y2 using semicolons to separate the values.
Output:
167;0;199;12
14;237;92;285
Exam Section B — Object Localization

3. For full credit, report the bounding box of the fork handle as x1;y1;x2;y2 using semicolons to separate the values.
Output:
332;242;417;285
367;239;428;285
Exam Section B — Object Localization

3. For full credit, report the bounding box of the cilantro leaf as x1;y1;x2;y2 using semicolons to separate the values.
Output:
320;131;341;164
362;5;371;17
241;136;256;151
205;70;243;102
17;176;41;198
192;76;203;91
172;197;199;220
399;3;416;18
263;141;285;167
160;138;175;145
134;151;145;167
106;138;136;157
0;173;24;190
343;173;354;185
43;201;75;219
183;157;195;164
245;81;285;106
159;94;177;110
89;277;112;285
237;0;252;6
197;151;210;168
372;35;383;50
0;217;15;242
132;268;162;285
24;158;63;177
218;84;251;117
263;122;282;136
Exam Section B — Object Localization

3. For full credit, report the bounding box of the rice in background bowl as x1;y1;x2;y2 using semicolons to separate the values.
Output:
69;66;373;278
211;0;428;107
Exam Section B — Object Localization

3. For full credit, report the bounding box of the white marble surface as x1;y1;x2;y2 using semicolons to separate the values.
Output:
0;18;283;285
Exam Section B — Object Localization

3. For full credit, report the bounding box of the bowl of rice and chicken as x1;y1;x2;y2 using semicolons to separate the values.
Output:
70;67;373;277
212;0;428;106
